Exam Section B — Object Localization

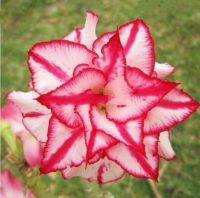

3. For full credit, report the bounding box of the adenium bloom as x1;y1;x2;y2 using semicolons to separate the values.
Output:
8;11;199;183
0;170;35;198
1;102;42;167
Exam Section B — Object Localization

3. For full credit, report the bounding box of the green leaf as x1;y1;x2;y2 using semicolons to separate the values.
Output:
0;121;18;153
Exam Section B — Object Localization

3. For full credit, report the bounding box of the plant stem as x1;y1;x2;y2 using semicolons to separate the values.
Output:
148;162;169;198
148;180;162;198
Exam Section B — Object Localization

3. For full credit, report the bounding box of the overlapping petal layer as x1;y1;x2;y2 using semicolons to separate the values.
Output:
93;19;155;75
106;68;177;122
41;117;86;173
8;11;199;183
62;157;124;184
144;88;199;134
64;11;98;50
8;91;51;142
28;40;97;94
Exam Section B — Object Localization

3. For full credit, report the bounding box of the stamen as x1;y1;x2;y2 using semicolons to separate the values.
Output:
96;104;106;113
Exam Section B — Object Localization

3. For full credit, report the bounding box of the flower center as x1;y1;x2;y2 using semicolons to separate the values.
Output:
92;87;109;113
96;103;106;113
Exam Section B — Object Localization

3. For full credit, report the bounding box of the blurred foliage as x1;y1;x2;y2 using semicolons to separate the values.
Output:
1;0;200;198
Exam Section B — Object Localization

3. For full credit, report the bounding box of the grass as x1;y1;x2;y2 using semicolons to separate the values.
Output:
1;0;200;197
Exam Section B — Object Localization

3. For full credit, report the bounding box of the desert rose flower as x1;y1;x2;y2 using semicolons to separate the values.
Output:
0;170;35;198
1;102;42;167
8;11;199;183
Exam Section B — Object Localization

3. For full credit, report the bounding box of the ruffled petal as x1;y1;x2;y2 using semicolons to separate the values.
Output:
91;106;126;143
63;28;80;43
154;62;175;78
125;67;177;95
61;157;124;184
75;105;117;160
94;32;126;81
89;131;117;159
8;91;51;142
48;105;80;129
73;64;90;76
37;68;106;127
64;11;98;49
106;139;159;180
93;19;155;75
28;54;68;95
41;117;86;173
79;11;98;49
91;106;143;150
38;68;106;104
106;69;177;122
119;19;155;75
158;131;175;160
144;89;199;134
28;40;97;94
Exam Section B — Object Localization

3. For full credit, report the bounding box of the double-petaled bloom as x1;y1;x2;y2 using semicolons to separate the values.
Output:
8;11;199;183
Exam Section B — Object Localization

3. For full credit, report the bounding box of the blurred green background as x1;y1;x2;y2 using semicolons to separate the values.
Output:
1;0;200;198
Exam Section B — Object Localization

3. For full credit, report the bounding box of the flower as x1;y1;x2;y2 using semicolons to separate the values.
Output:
1;102;42;167
8;11;199;183
0;170;35;198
